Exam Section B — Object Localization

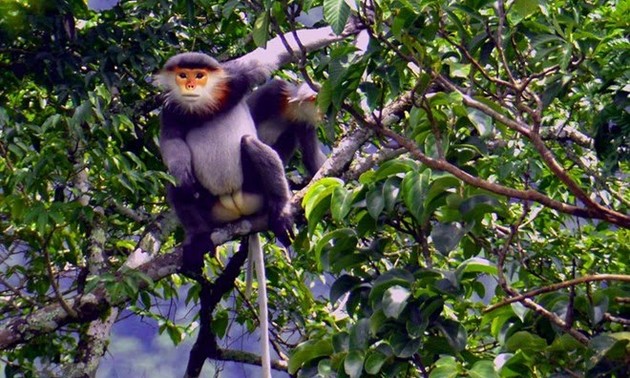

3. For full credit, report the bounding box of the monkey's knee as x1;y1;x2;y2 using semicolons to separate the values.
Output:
240;134;257;149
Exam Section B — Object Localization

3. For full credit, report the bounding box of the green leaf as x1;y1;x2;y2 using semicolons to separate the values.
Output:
402;170;430;223
466;108;494;137
459;194;503;221
330;274;362;304
331;186;355;221
36;211;48;235
437;320;467;352
505;331;547;354
429;366;459;378
382;285;410;319
165;323;183;345
369;269;414;306
252;12;270;47
469;360;499;378
547;334;584;353
510;302;528;323
323;0;351;35
369;309;387;336
486;306;518;343
589;334;617;367
344;350;364;378
212;309;229;338
406;313;429;339
383;177;401;213
431;222;466;255
510;0;539;24
456;257;498;278
303;178;343;217
424;174;461;206
364;350;387;374
70;101;92;128
84;276;100;294
429;356;459;378
590;292;609;325
366;185;385;219
349;318;371;350
390;332;421;358
315;228;359;271
373;159;418;181
289;339;334;374
333;332;350;353
318;358;333;375
303;178;343;234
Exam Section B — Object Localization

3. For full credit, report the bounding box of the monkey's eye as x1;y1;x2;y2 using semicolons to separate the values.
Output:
195;72;205;79
178;73;187;79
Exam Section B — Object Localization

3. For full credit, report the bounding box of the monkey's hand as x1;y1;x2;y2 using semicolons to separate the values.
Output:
169;162;200;198
269;205;294;247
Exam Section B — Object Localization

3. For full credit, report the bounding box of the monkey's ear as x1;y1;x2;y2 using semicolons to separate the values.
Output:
152;71;173;88
288;83;317;103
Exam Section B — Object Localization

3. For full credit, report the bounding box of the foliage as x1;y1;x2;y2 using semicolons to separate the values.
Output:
0;0;629;377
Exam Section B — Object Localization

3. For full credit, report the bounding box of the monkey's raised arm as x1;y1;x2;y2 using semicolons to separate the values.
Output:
298;125;327;176
231;20;363;86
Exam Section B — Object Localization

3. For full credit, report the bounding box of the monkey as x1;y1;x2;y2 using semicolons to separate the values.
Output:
247;79;327;177
153;16;367;376
155;52;292;269
155;52;292;378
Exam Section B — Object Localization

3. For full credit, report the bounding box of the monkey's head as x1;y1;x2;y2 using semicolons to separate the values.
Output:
155;52;228;114
285;83;320;124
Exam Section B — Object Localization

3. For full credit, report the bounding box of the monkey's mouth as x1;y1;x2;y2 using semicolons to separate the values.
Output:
181;94;201;103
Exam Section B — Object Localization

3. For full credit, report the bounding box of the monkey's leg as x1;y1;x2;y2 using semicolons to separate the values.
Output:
168;186;216;273
240;135;293;244
182;232;214;274
271;128;299;164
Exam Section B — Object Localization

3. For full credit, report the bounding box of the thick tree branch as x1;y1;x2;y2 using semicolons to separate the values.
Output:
185;240;249;377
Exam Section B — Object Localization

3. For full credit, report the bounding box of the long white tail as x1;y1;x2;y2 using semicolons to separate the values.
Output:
249;233;271;378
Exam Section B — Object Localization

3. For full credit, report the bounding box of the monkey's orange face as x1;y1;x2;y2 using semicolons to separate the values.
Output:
155;65;228;114
174;68;210;97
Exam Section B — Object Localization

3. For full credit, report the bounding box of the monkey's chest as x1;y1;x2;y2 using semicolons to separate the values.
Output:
186;122;251;196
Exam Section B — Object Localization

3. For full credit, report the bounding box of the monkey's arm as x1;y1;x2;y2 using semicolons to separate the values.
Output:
232;21;363;85
160;123;196;189
298;125;327;176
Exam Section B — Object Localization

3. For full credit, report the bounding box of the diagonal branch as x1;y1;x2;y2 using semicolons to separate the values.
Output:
484;274;630;313
435;75;630;227
184;240;249;377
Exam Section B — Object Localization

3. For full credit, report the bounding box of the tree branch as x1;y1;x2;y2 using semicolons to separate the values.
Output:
484;274;630;313
435;75;630;227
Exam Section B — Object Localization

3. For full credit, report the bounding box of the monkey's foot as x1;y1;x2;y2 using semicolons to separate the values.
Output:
181;234;215;275
269;206;294;247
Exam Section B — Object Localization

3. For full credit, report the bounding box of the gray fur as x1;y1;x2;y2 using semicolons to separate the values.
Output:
186;102;256;194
